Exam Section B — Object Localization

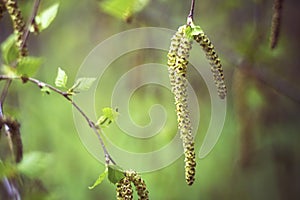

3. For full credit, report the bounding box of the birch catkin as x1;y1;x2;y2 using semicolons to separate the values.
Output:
126;170;149;200
116;170;149;200
4;0;28;57
194;31;227;99
167;25;196;185
116;176;133;200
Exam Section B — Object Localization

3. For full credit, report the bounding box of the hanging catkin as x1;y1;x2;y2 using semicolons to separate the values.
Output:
116;170;149;200
126;170;149;200
194;31;227;99
4;0;28;57
116;176;133;200
167;25;196;185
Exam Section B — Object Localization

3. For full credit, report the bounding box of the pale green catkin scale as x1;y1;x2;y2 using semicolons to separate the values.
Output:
116;176;133;200
167;25;196;185
4;0;28;57
194;32;227;99
126;170;149;200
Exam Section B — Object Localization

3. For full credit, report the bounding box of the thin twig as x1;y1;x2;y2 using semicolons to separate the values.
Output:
0;75;116;165
0;80;20;200
187;0;196;24
188;0;195;19
20;0;41;49
1;176;21;200
0;80;12;109
270;0;284;49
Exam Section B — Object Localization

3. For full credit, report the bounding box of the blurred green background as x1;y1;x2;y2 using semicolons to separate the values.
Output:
1;0;300;199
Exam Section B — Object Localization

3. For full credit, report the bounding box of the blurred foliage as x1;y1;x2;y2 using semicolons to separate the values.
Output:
0;0;300;199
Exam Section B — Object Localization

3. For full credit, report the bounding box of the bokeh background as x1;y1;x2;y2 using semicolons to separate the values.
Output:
1;0;300;199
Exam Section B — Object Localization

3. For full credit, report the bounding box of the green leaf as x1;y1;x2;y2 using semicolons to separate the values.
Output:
107;165;125;184
40;86;51;95
96;107;119;128
100;0;149;21
0;161;16;179
88;167;108;189
185;25;203;40
1;64;17;77
1;34;19;64
185;26;193;40
55;67;68;88
17;152;52;178
17;56;43;77
68;77;96;93
190;26;203;36
132;0;150;13
33;3;59;32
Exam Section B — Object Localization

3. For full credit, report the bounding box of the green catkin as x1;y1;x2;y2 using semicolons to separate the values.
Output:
126;170;149;200
116;176;133;200
167;25;196;185
194;32;227;99
4;0;28;57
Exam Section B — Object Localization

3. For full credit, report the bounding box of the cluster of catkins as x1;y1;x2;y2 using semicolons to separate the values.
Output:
167;24;226;185
116;170;149;200
2;0;27;56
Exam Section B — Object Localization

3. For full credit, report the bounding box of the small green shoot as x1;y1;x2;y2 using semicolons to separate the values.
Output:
55;67;68;88
96;107;119;128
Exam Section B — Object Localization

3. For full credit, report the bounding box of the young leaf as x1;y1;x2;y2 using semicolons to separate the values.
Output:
1;64;17;77
17;56;43;77
88;167;108;189
40;86;51;95
190;25;203;36
108;164;125;184
0;161;16;179
96;107;119;128
0;34;19;64
185;25;203;40
68;77;96;93
32;3;59;32
17;152;52;178
100;0;149;21
55;67;68;88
